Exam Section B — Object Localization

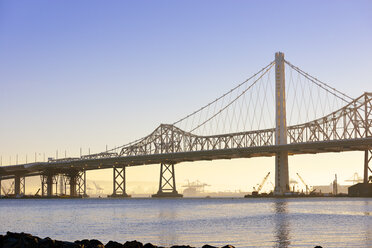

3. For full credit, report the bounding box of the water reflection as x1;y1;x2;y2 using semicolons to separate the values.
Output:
157;206;178;246
273;200;290;248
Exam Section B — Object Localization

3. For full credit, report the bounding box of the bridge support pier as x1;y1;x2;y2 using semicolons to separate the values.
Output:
364;150;372;184
14;175;25;196
110;166;130;197
68;170;87;197
41;174;57;197
152;163;182;198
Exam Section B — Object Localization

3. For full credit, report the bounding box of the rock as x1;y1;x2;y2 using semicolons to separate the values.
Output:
314;246;323;248
3;232;40;248
89;239;105;248
221;246;235;248
62;241;81;248
143;243;157;248
123;240;143;248
39;237;56;248
75;239;104;248
1;236;18;248
105;240;124;248
170;246;194;248
202;245;217;248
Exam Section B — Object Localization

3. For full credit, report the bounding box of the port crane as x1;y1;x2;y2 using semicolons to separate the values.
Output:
344;172;363;184
93;181;104;195
296;173;311;194
252;172;270;196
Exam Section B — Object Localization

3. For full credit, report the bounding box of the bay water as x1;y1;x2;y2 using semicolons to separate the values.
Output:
0;198;371;247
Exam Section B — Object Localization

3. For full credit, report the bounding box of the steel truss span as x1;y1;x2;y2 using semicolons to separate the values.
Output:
0;52;371;197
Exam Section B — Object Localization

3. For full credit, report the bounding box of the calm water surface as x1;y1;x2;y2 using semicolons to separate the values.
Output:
0;198;371;247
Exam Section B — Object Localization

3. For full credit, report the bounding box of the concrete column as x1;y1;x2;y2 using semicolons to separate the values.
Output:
47;174;53;197
70;175;76;197
14;175;21;196
274;52;289;195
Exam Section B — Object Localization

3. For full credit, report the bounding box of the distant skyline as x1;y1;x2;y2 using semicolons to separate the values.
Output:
1;1;371;192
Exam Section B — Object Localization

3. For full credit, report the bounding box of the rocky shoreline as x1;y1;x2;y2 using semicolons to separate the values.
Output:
0;232;323;248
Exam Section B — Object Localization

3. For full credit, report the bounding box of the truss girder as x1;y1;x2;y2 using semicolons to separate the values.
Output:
287;93;372;144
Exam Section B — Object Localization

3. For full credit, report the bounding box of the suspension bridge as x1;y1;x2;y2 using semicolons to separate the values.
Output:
0;52;371;197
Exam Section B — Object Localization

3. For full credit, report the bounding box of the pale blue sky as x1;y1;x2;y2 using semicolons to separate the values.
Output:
0;1;371;191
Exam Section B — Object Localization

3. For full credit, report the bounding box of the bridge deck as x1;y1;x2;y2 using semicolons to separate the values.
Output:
1;138;371;180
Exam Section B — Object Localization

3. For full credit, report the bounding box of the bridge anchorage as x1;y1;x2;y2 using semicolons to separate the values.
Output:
0;52;371;198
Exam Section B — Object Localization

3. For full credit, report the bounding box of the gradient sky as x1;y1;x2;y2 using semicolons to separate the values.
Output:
1;1;371;193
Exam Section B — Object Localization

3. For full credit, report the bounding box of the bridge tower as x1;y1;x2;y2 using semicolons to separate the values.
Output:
152;163;183;198
110;166;130;197
274;52;289;195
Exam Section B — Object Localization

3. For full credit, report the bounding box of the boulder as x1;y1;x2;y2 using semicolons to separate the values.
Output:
143;243;157;248
105;240;124;248
202;245;217;248
62;241;81;248
39;237;56;248
170;246;194;248
221;246;235;248
2;232;40;248
123;240;143;248
75;239;104;248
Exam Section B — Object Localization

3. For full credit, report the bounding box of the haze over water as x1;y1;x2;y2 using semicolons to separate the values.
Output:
0;198;371;247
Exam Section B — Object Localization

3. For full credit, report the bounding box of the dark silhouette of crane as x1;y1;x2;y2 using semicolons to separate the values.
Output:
252;172;270;196
297;173;311;195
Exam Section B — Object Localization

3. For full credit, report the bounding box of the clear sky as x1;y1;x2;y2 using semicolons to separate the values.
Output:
0;1;371;194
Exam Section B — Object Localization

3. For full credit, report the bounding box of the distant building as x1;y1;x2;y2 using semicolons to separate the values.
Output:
312;184;348;194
